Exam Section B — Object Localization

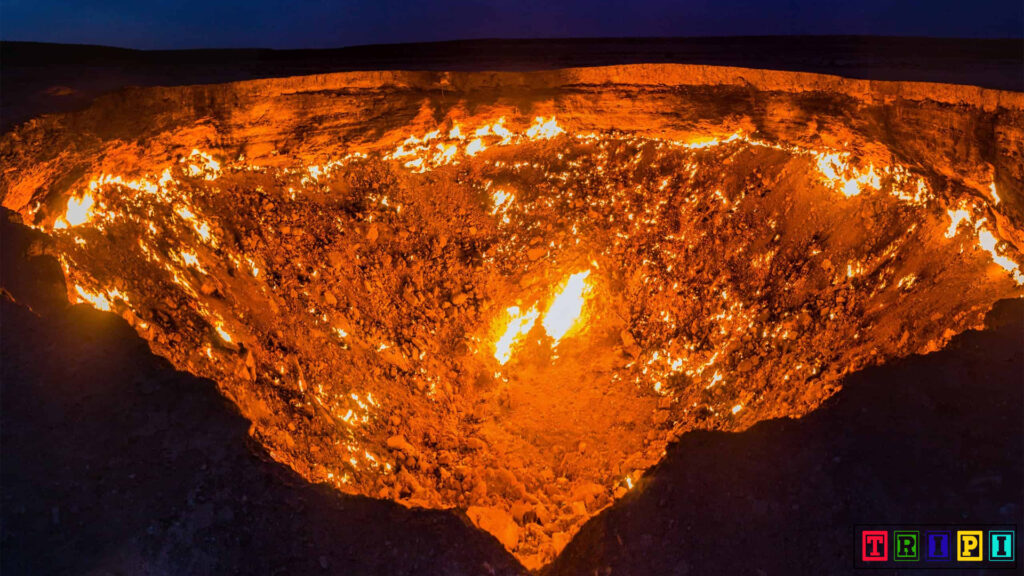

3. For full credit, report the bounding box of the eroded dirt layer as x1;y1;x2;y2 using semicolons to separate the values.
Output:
2;65;1023;568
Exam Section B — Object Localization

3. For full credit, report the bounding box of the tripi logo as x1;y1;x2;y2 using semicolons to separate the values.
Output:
894;531;919;561
924;531;951;561
989;530;1015;562
861;530;888;562
957;530;984;562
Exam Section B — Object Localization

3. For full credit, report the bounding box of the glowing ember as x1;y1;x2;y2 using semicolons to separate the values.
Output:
491;189;514;215
541;270;591;343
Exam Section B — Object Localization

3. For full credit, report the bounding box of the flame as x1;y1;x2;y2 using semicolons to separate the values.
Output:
541;270;591;343
491;118;511;141
58;193;95;228
946;208;970;238
184;149;222;180
213;321;234;344
989;182;1001;204
466;138;486;156
815;153;879;197
491;189;514;215
977;226;1024;284
73;284;112;311
494;306;539;365
525;117;564;140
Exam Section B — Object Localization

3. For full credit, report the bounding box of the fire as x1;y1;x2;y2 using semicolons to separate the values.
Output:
183;149;222;180
494;306;539;365
465;138;486;156
213;321;234;344
815;152;880;197
56;193;95;228
946;208;970;238
491;189;514;215
977;226;1024;285
541;270;591;343
526;117;564;140
22;109;1024;567
73;284;112;311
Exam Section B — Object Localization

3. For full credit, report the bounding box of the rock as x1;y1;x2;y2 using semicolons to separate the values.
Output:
366;225;379;243
570;500;588;516
534;503;551;524
451;292;468;306
527;246;547;261
571;482;605;506
471;478;488;501
327;251;344;268
467;506;519;551
386;435;415;454
510;500;534;524
552;531;571;552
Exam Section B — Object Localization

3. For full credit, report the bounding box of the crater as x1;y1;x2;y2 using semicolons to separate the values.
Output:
2;64;1022;569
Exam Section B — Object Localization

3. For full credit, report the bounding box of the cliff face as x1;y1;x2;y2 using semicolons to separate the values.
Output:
2;64;1022;568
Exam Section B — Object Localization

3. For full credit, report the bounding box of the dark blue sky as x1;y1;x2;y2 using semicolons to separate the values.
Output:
2;0;1022;49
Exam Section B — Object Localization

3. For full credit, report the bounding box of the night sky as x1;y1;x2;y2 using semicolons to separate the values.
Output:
2;0;1022;50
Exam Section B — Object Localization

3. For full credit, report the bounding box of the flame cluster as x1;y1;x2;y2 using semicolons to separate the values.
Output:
493;270;592;365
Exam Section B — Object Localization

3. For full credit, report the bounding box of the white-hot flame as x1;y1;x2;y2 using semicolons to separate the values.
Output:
494;306;539;365
58;193;95;228
542;270;591;343
946;208;971;238
526;117;564;140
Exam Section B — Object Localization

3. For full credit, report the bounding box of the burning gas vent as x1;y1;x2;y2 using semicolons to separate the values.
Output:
3;65;1022;569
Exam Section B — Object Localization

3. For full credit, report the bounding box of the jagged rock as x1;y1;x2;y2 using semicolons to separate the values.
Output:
467;506;519;551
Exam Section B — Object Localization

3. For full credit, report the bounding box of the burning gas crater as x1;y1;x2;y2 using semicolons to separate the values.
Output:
7;90;1024;567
